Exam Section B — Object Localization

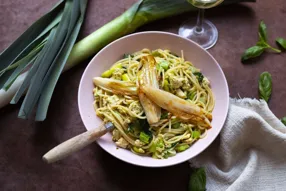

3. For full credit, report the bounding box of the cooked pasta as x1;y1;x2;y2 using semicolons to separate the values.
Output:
92;49;214;159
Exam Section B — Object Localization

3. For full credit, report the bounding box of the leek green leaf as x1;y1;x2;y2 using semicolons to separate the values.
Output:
0;0;64;72
36;0;88;121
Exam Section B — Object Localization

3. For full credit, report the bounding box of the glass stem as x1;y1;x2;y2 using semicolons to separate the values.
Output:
195;9;205;33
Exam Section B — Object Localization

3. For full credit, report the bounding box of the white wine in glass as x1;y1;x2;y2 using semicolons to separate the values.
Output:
179;0;224;49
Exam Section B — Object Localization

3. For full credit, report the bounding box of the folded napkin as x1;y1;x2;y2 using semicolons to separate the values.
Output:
190;98;286;191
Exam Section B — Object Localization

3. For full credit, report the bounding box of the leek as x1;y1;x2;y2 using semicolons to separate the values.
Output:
0;0;255;120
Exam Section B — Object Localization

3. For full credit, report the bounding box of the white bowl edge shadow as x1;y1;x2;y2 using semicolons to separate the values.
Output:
78;31;229;168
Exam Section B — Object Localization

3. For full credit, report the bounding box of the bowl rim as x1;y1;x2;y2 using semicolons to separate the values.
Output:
78;31;229;167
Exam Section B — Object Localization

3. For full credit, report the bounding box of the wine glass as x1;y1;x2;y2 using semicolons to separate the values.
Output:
179;0;224;50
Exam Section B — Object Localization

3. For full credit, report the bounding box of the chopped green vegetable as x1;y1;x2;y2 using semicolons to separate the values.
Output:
122;73;130;81
199;95;207;104
149;142;157;153
159;61;169;70
140;131;151;144
151;50;161;57
192;130;201;139
123;53;133;58
157;138;164;148
276;38;286;50
133;146;145;154
163;80;170;91
259;72;272;102
160;111;169;119
172;122;181;128
193;72;204;84
188;91;196;100
281;117;286;126
188;168;206;191
101;63;122;78
101;70;113;78
175;144;190;152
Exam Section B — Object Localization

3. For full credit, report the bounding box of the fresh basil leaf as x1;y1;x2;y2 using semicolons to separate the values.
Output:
281;117;286;126
189;168;206;191
256;38;268;47
241;46;265;62
193;72;204;84
276;38;286;50
259;21;267;42
259;72;272;102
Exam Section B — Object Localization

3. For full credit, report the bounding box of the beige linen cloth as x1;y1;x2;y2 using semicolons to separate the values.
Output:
191;98;286;191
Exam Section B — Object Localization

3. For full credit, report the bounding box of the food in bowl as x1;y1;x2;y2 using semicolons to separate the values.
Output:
92;48;215;159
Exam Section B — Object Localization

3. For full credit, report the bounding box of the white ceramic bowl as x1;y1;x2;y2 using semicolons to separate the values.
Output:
78;31;229;167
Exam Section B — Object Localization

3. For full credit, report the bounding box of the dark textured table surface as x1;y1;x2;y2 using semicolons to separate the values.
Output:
0;0;285;190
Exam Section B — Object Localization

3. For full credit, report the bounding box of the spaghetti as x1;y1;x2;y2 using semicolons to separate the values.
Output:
93;49;214;159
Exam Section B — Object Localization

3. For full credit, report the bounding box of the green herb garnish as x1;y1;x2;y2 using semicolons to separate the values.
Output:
188;168;206;191
241;21;281;62
281;117;286;126
276;38;286;50
193;72;204;84
123;53;133;59
259;72;272;102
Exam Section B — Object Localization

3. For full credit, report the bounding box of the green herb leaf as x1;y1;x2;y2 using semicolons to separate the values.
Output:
172;122;181;128
281;117;286;126
276;38;286;49
123;53;133;59
258;21;267;42
259;72;272;102
241;46;265;61
193;72;204;84
188;168;206;191
160;111;169;119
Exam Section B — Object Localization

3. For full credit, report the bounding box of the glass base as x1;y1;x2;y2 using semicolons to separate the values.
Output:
178;19;218;50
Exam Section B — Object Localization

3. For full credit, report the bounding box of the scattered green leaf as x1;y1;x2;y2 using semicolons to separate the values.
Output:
276;38;286;50
259;72;272;102
172;122;181;128
242;21;281;62
258;21;267;42
281;117;286;126
241;46;265;62
189;168;206;191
